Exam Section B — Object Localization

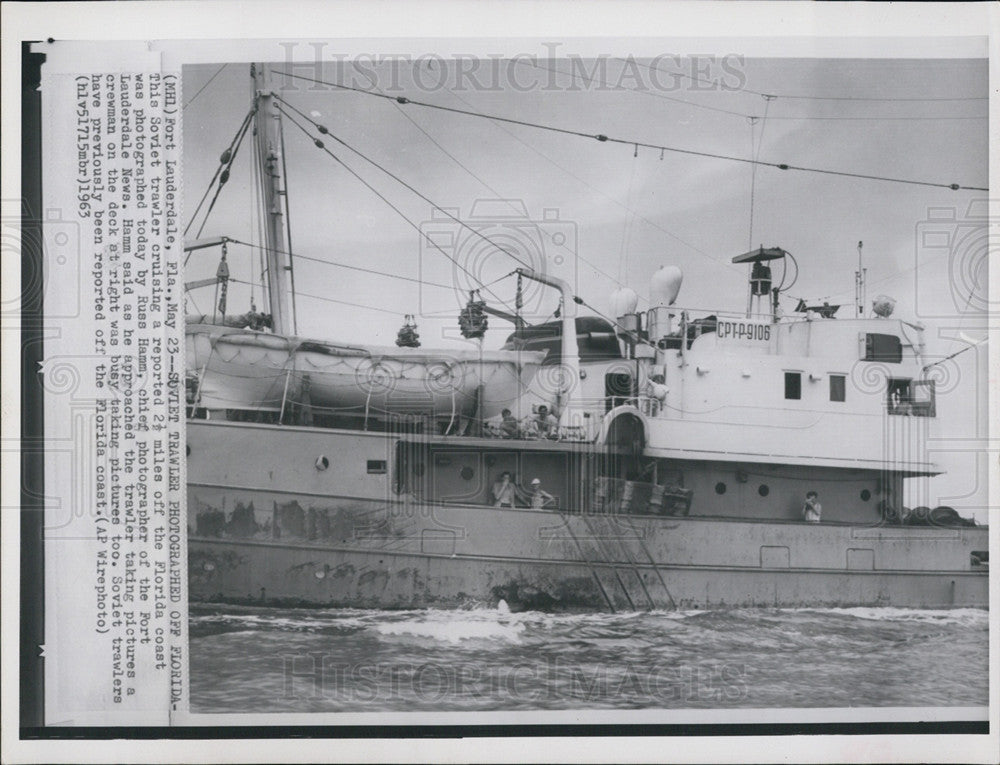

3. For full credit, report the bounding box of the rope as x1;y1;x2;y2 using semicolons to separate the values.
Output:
276;96;535;271
275;103;523;316
196;107;256;239
271;69;986;192
184;107;255;243
224;238;456;291
183;63;228;110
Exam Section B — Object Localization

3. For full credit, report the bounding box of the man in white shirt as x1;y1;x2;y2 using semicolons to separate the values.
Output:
524;405;559;439
492;471;517;507
802;491;822;523
528;477;555;509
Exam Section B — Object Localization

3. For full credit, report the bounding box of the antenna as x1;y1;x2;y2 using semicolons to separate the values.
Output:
854;240;866;317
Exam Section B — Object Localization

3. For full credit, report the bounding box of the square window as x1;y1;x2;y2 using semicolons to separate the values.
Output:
864;333;902;363
367;460;387;474
784;372;801;400
830;374;846;402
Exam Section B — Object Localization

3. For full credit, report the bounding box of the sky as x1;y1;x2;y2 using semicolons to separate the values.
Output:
181;54;989;517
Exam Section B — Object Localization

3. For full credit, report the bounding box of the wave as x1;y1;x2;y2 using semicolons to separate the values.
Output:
374;616;526;644
806;607;988;627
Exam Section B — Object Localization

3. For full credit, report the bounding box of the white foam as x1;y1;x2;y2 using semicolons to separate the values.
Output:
809;607;988;626
375;617;525;644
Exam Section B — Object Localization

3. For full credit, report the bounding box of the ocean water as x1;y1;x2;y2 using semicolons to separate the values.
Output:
188;604;988;712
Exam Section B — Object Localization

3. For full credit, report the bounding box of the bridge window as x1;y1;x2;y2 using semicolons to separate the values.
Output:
865;333;902;363
784;372;801;400
829;374;846;402
887;378;936;417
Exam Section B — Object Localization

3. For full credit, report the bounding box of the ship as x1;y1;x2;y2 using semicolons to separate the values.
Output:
185;65;988;611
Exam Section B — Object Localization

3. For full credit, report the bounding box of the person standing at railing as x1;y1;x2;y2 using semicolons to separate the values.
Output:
492;471;517;507
528;477;556;509
802;491;822;523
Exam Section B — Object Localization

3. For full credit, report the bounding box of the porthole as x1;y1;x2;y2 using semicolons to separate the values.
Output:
715;482;727;495
758;484;770;497
315;455;330;471
460;466;475;481
860;489;872;502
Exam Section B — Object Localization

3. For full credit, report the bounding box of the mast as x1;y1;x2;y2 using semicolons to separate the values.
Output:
854;240;866;318
252;63;294;336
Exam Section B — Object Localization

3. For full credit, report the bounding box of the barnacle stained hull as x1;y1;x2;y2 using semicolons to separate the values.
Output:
186;419;989;610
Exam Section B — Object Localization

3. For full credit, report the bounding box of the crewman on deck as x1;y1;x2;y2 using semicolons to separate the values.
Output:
485;408;520;438
492;471;517;507
802;491;822;523
499;408;519;438
525;405;559;439
528;477;555;509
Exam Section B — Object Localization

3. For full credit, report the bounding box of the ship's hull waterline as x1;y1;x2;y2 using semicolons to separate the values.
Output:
186;420;988;611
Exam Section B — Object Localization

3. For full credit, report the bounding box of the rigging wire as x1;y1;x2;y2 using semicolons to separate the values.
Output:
226;276;402;315
619;57;987;102
276;95;535;272
746;116;759;252
284;71;740;277
224;237;458;291
274;104;523;315
276;102;300;334
359;68;724;285
766;115;987;122
617;147;640;285
521;58;752;119
747;95;774;250
271;69;986;192
596;57;985;120
236;104;661;338
250;125;266;312
347;63;603;284
411;76;737;278
194;107;256;240
183;64;228;110
184;107;255;245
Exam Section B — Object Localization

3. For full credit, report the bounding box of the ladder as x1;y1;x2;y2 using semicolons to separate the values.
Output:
582;512;676;611
556;510;618;613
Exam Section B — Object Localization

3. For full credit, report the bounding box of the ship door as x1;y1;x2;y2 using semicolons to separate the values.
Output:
605;371;634;412
604;414;646;464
